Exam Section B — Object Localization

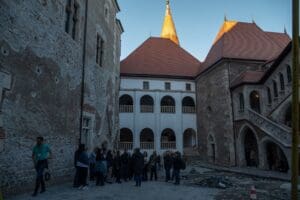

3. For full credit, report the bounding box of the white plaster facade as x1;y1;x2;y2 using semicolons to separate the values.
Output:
119;77;197;155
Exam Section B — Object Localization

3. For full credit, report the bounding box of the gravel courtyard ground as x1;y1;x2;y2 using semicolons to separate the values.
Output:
6;180;219;200
6;165;298;200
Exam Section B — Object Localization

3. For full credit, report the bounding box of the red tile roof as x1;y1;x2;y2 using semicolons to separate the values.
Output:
230;42;292;89
199;22;291;74
230;70;266;88
121;37;201;78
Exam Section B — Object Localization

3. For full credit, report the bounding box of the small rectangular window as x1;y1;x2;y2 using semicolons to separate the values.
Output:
96;34;104;66
165;82;171;90
143;81;149;90
186;83;191;91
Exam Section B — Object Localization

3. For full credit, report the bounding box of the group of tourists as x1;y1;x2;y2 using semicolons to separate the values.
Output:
73;144;186;188
31;137;186;197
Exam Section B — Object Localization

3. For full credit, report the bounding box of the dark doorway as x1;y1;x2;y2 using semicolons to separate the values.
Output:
244;128;259;167
266;142;289;173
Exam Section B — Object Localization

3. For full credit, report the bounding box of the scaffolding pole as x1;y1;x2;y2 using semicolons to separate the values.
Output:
291;0;299;199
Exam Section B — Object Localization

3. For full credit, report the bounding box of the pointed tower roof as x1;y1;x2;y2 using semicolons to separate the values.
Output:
199;20;291;74
160;0;179;45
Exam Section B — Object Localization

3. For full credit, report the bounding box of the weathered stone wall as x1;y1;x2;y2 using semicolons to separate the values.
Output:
0;0;86;194
0;0;122;195
196;61;235;166
82;0;121;150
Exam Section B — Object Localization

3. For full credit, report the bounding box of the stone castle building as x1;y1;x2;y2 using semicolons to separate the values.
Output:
119;0;296;174
0;0;123;194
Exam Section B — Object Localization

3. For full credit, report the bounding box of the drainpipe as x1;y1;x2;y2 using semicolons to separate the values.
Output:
79;0;89;145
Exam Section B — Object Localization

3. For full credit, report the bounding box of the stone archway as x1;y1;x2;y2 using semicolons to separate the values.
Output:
183;128;196;148
183;128;197;155
238;124;260;167
265;141;289;173
244;128;259;167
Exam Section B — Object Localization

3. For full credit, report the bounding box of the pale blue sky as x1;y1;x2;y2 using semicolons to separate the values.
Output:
117;0;292;61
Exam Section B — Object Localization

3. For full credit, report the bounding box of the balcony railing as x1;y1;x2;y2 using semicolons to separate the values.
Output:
182;106;196;113
140;142;154;149
161;106;175;113
118;142;133;150
161;142;176;149
140;105;154;113
119;105;133;113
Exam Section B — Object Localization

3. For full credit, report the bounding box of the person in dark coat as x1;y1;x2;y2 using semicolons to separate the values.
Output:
89;148;97;181
163;151;173;182
128;152;134;180
73;144;83;188
132;148;144;187
120;150;130;181
113;150;122;183
173;152;184;185
95;149;107;186
149;151;158;181
142;151;148;181
76;144;89;189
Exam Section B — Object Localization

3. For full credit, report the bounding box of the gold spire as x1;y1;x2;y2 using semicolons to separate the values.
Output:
213;20;238;44
160;0;179;45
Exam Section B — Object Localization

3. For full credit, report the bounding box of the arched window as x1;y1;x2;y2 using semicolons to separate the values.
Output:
160;96;175;113
183;129;196;148
267;87;272;105
161;128;176;149
119;128;133;150
239;93;244;112
140;128;154;149
182;96;196;113
286;65;292;83
119;94;133;112
279;73;285;91
249;91;261;113
140;95;154;113
273;80;278;98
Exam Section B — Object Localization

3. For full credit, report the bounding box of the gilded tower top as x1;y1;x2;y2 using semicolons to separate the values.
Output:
160;0;179;45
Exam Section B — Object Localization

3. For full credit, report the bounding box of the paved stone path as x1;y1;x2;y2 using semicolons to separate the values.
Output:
7;180;219;200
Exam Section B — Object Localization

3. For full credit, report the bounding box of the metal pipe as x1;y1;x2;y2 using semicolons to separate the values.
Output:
79;0;89;145
291;0;299;199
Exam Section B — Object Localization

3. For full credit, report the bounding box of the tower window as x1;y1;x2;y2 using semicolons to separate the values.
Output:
286;65;292;83
273;80;278;98
267;87;272;104
65;0;79;41
96;34;104;66
279;73;285;91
